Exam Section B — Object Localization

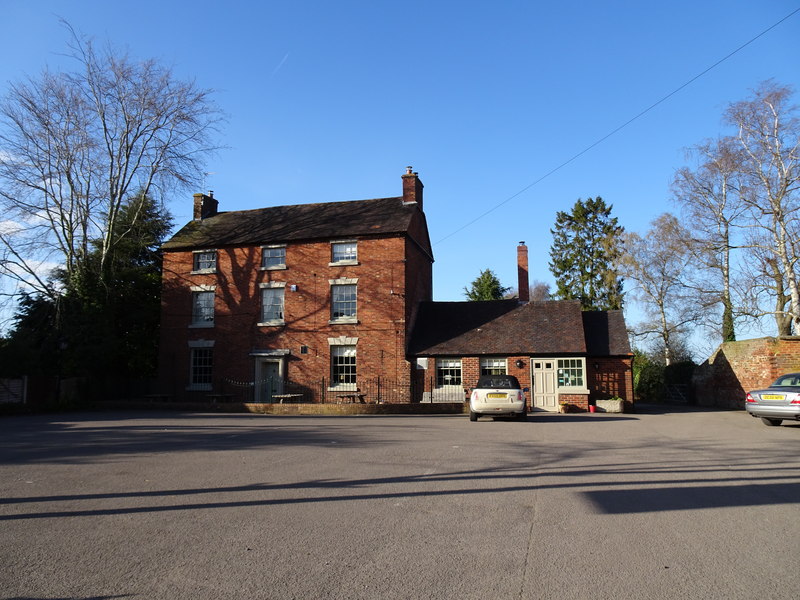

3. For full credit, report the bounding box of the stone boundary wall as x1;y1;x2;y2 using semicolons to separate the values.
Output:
692;337;800;409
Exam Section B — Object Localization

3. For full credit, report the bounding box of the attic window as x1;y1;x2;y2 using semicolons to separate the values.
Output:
192;250;217;273
330;241;358;265
261;245;286;270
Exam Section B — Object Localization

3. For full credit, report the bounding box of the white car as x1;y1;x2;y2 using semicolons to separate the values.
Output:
469;374;527;421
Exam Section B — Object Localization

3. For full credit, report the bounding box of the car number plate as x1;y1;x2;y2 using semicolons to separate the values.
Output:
761;394;785;400
487;393;506;399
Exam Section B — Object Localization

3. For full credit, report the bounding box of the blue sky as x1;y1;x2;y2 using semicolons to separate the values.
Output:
3;1;800;351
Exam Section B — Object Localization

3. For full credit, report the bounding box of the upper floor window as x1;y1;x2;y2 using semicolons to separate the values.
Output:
331;283;357;322
260;284;285;325
480;357;507;376
261;245;286;270
192;250;217;273
331;240;358;265
191;289;215;327
557;358;585;389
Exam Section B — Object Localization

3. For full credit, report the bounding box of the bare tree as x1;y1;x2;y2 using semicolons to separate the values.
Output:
726;81;800;334
504;280;552;301
529;280;552;301
672;136;747;342
0;22;223;300
620;213;699;365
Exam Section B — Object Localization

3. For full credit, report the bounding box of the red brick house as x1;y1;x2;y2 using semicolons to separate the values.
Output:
158;168;634;410
159;168;432;402
407;299;633;411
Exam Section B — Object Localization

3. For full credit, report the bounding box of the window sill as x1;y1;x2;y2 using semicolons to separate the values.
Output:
328;260;359;267
187;384;212;391
189;322;214;328
260;265;287;271
328;318;358;325
190;269;217;275
257;320;285;327
558;388;590;395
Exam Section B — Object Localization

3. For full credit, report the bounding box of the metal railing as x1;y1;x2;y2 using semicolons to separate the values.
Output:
216;376;468;405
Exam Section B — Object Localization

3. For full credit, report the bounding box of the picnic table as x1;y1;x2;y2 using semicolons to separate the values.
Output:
336;392;367;404
273;393;303;404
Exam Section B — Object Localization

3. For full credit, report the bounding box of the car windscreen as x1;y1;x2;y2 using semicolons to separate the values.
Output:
476;376;520;389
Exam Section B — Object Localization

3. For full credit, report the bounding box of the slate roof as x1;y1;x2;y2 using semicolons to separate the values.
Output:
162;196;428;251
409;300;613;356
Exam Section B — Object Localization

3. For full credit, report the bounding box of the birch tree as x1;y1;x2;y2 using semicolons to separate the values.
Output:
620;214;698;366
726;81;800;334
672;136;747;342
0;22;222;301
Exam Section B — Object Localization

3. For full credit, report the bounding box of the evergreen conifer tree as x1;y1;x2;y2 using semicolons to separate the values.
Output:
549;197;624;310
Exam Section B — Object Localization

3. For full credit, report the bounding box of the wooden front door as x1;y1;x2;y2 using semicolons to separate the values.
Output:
532;360;558;411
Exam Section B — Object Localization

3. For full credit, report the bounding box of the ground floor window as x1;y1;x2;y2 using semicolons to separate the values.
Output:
480;357;507;375
331;345;356;388
190;347;213;390
436;358;462;387
557;358;585;389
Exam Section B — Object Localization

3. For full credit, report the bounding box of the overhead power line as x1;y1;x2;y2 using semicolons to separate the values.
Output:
433;6;800;246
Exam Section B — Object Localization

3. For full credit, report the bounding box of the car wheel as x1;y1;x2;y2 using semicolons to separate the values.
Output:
760;417;782;427
469;410;478;422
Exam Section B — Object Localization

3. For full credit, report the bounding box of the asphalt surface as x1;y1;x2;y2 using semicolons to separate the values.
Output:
1;406;798;600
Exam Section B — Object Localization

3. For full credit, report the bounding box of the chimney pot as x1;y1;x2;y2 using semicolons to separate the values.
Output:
402;167;424;210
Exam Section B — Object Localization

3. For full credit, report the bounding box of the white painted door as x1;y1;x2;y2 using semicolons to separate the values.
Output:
532;360;558;411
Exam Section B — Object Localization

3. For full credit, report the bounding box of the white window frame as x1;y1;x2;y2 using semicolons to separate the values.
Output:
480;357;507;376
328;337;358;391
556;358;589;393
329;278;358;323
261;245;287;270
330;240;358;265
190;286;215;328
188;340;214;391
436;358;462;388
258;282;286;326
192;249;217;273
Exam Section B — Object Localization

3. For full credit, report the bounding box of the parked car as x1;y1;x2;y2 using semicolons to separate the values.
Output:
745;373;800;426
469;374;527;421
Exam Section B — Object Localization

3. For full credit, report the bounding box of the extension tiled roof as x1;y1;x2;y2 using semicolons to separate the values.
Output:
162;196;429;251
582;310;632;356
409;299;599;356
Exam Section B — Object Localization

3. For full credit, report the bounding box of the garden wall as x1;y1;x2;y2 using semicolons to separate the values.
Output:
692;337;800;409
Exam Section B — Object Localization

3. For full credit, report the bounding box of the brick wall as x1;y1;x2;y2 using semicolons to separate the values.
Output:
589;356;634;410
692;337;800;408
159;233;427;401
559;393;589;411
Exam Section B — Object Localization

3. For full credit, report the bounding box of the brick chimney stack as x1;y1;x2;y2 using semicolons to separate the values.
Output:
402;166;423;209
517;242;530;303
193;191;218;220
